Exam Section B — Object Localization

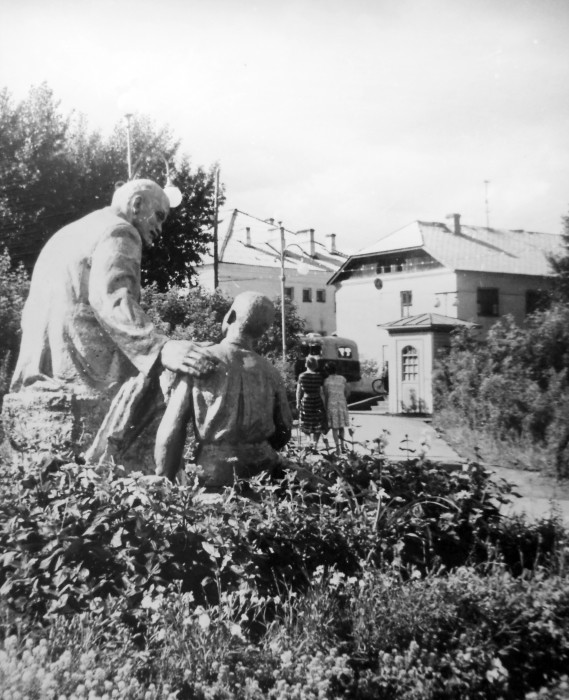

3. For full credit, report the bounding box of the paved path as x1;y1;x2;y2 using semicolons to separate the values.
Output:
294;408;569;525
347;410;464;465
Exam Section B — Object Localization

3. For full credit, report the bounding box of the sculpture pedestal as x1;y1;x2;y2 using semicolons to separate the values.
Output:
1;391;110;454
0;390;158;474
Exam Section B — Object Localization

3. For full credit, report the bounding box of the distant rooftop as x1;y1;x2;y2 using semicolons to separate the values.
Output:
202;210;350;274
381;313;480;332
330;218;563;282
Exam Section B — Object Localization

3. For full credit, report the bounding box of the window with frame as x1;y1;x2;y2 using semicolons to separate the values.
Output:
401;345;418;381
316;289;326;303
400;290;412;317
477;288;499;317
302;288;312;303
284;286;294;300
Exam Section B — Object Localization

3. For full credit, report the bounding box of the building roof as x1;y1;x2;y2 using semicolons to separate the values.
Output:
201;211;349;274
332;219;563;280
381;313;479;332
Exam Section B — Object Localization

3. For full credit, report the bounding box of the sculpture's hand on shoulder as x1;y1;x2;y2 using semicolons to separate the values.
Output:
160;340;218;377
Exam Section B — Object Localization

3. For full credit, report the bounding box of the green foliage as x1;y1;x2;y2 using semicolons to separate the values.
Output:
433;310;569;477
0;84;220;288
0;249;29;397
253;296;306;362
0;446;568;698
140;284;232;343
360;358;380;377
0;446;562;628
141;285;306;369
548;210;569;303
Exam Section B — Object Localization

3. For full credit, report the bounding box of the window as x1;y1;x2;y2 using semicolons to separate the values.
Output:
477;288;499;317
302;288;312;303
401;345;418;381
400;290;412;317
284;286;294;300
316;289;326;303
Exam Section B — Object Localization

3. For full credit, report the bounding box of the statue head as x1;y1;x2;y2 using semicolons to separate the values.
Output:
111;179;170;249
222;292;275;342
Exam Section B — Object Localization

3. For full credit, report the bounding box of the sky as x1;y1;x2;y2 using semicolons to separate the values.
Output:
1;0;569;253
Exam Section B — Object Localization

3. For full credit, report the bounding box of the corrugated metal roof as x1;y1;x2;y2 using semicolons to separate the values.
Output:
337;220;563;277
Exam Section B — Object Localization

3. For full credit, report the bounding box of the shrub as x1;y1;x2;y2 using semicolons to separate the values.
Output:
433;311;569;477
0;249;29;399
0;447;568;698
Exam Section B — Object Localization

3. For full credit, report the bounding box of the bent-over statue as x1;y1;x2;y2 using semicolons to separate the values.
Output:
4;179;216;467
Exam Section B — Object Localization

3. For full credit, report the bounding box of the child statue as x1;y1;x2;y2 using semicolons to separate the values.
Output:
154;291;292;486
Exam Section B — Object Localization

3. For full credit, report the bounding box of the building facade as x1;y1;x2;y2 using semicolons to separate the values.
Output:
329;214;562;412
199;214;348;335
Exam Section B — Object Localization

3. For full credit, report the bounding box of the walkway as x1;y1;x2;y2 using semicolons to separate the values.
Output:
294;406;569;525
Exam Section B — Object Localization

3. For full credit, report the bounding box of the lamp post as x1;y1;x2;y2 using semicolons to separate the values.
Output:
125;113;133;180
130;149;183;207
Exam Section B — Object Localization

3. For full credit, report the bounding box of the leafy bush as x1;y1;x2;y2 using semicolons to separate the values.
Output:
0;445;568;698
0;446;564;630
0;249;29;400
433;310;569;477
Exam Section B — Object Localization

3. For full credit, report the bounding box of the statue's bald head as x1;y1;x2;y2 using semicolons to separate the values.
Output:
111;179;169;214
223;292;275;340
111;179;170;249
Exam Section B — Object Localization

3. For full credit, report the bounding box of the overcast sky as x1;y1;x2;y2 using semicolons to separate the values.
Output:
1;0;568;252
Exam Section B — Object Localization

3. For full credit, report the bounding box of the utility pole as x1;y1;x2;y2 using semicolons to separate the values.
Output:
213;167;220;289
125;113;133;180
484;180;490;229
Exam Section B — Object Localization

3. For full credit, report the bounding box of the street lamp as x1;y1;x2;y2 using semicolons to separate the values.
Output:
125;113;133;180
123;113;183;207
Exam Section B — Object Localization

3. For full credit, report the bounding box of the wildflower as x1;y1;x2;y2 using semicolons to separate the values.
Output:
230;623;244;639
198;612;211;630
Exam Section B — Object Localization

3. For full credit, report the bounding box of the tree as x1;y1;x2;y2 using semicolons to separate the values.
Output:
140;286;306;361
254;296;306;361
0;249;29;397
0;84;222;288
138;158;220;290
548;211;569;302
140;284;232;342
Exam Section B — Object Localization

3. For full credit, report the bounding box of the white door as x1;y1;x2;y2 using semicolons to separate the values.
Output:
397;339;425;413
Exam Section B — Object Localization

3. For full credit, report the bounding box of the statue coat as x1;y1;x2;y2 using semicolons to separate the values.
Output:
10;207;167;397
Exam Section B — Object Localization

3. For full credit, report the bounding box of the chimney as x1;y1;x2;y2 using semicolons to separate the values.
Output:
308;228;315;257
446;213;461;235
245;227;251;246
326;233;337;254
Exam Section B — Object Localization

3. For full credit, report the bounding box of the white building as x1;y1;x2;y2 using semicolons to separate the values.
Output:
329;214;563;413
198;212;348;335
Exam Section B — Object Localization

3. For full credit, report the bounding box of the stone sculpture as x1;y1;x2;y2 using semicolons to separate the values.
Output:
154;291;293;487
3;179;215;466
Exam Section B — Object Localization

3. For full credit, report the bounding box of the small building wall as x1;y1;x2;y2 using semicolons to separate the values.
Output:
199;262;337;335
456;271;555;334
388;331;435;414
334;268;457;365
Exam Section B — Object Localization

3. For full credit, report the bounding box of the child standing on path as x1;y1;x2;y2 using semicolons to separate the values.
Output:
323;361;350;454
296;355;326;448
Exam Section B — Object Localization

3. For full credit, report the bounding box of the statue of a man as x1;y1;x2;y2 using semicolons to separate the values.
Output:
11;179;214;396
154;291;292;487
7;179;216;464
